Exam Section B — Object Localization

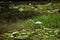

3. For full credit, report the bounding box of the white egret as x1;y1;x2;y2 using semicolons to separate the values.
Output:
29;19;45;29
29;19;42;25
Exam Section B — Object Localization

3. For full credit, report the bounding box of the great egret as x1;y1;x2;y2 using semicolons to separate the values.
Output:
29;19;44;29
29;19;42;25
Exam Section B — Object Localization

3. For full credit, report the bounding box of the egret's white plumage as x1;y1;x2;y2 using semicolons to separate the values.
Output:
29;19;42;25
35;21;42;24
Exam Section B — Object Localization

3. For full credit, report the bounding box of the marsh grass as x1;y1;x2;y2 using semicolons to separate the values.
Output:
22;13;60;29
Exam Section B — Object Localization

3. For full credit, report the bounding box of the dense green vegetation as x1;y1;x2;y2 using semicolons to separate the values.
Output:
0;2;60;40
